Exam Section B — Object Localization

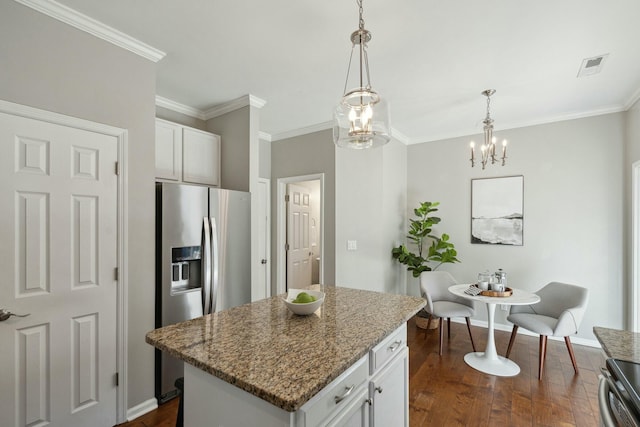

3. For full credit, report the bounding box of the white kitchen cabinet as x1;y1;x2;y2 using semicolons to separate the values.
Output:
368;347;408;427
365;323;408;427
155;119;182;181
181;323;410;427
326;387;369;427
155;118;220;186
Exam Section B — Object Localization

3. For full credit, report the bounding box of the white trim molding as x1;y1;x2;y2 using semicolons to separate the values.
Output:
271;121;333;142
126;398;158;422
203;94;267;120
14;0;166;62
258;131;272;142
155;96;206;120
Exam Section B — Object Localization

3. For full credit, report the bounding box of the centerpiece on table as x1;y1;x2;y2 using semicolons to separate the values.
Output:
391;201;460;329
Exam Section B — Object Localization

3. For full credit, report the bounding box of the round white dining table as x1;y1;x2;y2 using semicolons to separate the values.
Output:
448;283;540;377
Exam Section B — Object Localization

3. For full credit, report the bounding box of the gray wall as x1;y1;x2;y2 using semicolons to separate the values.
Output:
406;113;625;340
271;129;336;289
207;106;250;191
259;138;272;179
335;138;408;294
0;2;156;409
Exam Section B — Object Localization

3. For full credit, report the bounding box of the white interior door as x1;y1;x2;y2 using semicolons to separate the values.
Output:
0;111;118;427
286;183;312;289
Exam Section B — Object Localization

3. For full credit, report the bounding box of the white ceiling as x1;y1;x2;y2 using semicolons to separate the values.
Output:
46;0;640;143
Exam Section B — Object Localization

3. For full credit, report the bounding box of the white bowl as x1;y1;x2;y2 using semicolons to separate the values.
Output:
283;289;325;315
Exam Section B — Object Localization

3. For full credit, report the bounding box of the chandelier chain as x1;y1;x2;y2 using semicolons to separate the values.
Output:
357;0;365;30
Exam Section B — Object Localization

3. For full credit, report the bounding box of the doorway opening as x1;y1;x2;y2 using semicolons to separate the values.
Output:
276;174;324;295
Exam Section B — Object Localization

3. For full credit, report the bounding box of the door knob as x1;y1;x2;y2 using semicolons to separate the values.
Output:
0;309;30;322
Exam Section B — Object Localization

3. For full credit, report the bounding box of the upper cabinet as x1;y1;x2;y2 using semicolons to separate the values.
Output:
155;118;221;186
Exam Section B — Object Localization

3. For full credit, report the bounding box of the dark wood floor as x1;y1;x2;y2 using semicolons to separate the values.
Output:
118;318;605;427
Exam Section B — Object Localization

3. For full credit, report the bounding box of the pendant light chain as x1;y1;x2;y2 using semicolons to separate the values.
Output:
333;0;391;149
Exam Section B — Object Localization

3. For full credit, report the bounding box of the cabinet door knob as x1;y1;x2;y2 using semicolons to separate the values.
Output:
365;398;372;406
375;386;383;394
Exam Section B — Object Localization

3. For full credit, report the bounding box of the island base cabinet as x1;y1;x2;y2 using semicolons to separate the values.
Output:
181;324;409;427
326;387;369;427
184;363;295;427
369;346;408;427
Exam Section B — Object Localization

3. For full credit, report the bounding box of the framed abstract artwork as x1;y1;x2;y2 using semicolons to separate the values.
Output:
471;175;524;245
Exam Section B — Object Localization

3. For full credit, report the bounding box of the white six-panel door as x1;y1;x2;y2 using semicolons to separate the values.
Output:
0;111;118;427
286;183;312;289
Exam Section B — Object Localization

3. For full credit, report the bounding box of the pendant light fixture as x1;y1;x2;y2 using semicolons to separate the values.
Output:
333;0;390;149
469;89;508;169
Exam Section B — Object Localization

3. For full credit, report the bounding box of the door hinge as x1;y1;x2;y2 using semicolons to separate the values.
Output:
285;194;290;202
115;161;119;175
114;267;118;281
115;372;119;387
285;243;290;251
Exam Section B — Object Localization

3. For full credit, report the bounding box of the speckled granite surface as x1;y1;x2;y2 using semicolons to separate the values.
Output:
593;326;640;363
146;285;425;412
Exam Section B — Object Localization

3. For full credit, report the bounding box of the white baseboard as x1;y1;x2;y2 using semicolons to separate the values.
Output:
448;318;602;349
126;398;158;421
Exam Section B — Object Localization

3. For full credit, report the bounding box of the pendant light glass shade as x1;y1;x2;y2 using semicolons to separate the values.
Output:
333;88;390;149
333;0;390;149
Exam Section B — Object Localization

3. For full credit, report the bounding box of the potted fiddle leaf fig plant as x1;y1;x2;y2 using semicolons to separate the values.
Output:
392;201;460;277
392;201;460;330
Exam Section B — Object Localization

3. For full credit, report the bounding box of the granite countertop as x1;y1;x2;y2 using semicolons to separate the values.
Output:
146;285;425;412
594;326;640;363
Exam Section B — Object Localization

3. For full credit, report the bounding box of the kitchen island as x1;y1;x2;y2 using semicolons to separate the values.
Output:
594;326;640;362
146;285;425;426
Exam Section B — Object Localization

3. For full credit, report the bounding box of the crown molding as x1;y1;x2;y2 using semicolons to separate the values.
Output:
271;121;333;142
258;131;272;142
389;127;410;145
14;0;166;62
625;86;640;110
409;104;628;145
155;96;206;120
203;94;267;120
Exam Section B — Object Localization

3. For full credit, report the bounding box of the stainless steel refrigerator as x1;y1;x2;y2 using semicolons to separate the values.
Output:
155;182;251;403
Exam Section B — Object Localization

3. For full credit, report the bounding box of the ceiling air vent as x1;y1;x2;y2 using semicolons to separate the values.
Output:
577;54;609;77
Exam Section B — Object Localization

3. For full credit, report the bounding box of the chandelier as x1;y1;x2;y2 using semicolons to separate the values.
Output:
333;0;390;149
469;89;507;169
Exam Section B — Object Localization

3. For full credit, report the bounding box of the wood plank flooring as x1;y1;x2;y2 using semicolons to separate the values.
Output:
117;317;605;427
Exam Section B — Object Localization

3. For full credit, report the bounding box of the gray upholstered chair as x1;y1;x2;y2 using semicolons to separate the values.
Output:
505;282;589;380
420;271;476;356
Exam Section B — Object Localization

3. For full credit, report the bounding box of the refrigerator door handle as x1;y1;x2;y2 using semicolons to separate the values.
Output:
210;217;220;313
201;217;212;315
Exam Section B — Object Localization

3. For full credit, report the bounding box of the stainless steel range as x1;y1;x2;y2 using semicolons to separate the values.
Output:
599;358;640;426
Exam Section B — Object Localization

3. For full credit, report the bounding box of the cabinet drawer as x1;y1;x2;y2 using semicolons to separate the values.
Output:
369;324;406;374
298;355;368;426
